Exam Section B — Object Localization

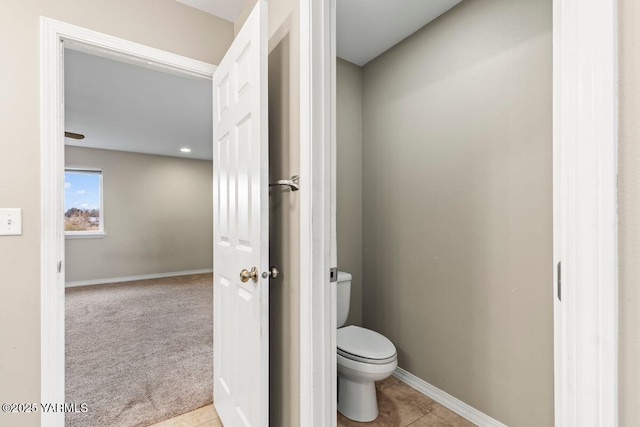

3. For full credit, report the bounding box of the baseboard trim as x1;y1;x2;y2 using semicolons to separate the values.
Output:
65;269;214;288
393;367;508;427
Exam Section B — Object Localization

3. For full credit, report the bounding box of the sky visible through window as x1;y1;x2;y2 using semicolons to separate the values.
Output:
64;170;101;232
64;171;100;211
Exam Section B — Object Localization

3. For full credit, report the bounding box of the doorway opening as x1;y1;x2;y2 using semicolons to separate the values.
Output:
40;18;219;427
62;46;216;426
41;4;310;425
314;0;619;425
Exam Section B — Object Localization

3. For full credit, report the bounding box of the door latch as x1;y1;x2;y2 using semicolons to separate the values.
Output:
262;267;279;279
557;261;561;301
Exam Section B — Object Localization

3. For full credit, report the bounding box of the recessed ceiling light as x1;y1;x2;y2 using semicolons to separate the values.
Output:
180;147;192;153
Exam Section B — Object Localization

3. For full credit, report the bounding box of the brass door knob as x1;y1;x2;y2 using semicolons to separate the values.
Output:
240;267;259;283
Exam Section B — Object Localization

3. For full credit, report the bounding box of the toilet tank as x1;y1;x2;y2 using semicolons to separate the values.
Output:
336;271;352;328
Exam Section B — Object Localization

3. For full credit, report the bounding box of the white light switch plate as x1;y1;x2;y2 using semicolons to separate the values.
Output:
0;208;22;236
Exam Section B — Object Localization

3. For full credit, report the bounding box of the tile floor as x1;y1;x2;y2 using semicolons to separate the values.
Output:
148;404;222;427
337;377;477;427
149;377;475;427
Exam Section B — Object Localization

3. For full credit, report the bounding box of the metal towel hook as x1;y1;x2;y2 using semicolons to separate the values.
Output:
269;175;299;192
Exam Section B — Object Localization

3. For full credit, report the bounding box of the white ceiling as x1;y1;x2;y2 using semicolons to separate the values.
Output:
175;0;247;22
337;0;462;66
64;1;461;159
64;49;213;160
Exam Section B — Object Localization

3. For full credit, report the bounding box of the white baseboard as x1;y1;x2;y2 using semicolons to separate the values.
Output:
393;367;508;427
65;269;214;288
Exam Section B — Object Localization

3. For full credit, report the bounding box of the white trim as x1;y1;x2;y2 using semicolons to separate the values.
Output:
65;167;103;173
57;23;215;79
393;367;507;427
40;18;66;427
299;0;336;425
329;0;338;424
40;17;215;427
65;232;106;239
65;269;214;288
553;0;618;426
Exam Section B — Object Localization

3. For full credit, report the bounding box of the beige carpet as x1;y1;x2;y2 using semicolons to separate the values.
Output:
65;273;213;427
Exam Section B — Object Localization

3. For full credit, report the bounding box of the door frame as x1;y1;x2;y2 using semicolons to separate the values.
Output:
299;0;337;426
41;14;333;427
39;17;217;427
309;0;619;426
552;0;618;425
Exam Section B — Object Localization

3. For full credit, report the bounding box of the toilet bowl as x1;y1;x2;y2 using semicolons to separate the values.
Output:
336;272;398;422
337;325;397;422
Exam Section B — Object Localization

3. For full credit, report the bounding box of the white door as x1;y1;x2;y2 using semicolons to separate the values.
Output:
212;1;269;426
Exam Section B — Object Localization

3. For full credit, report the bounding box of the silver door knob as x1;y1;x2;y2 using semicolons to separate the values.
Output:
240;267;259;283
262;267;279;279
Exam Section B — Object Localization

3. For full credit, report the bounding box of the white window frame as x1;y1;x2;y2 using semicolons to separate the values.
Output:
64;167;105;239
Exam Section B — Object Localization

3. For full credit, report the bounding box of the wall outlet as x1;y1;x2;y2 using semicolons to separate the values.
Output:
0;208;22;236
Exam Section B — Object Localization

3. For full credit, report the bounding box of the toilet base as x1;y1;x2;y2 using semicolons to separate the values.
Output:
338;376;378;422
336;339;397;422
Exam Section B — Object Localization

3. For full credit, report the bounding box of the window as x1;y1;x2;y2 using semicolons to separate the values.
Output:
64;168;104;237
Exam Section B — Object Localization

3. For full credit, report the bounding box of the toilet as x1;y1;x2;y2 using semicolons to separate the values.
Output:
337;271;398;422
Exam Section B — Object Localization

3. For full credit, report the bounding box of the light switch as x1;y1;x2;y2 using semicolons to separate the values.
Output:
0;208;22;236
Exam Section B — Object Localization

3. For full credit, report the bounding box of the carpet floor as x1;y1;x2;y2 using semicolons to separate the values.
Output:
65;273;213;427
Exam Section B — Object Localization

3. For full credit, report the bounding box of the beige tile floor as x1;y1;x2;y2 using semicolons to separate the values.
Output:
338;377;477;427
149;377;474;427
148;404;222;427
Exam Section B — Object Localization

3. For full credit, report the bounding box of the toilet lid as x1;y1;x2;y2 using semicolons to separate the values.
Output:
337;326;396;361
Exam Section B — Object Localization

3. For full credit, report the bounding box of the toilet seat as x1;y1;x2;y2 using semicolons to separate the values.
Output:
338;348;397;365
337;326;397;364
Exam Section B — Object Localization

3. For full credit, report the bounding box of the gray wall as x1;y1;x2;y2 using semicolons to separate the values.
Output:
0;2;232;425
65;146;213;283
619;0;640;425
359;0;553;426
337;58;363;326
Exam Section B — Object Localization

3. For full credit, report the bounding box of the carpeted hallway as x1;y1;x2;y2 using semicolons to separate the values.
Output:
65;273;214;427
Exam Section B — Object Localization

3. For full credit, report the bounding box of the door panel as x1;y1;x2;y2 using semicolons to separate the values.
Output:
213;1;268;425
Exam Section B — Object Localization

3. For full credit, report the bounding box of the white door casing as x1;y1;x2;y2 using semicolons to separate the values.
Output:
212;1;269;426
552;0;618;425
299;0;336;425
40;17;217;427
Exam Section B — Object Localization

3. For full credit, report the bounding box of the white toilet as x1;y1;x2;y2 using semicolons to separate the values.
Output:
337;271;398;422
